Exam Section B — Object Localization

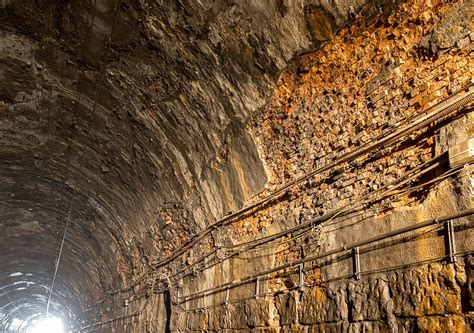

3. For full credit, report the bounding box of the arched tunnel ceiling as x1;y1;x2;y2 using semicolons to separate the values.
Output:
0;0;400;329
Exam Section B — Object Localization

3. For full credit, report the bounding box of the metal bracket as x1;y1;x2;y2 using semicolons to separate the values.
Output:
225;287;229;305
353;247;361;280
255;277;260;299
445;220;457;263
298;263;304;292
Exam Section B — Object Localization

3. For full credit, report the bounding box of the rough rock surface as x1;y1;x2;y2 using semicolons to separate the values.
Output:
164;0;473;332
0;0;472;331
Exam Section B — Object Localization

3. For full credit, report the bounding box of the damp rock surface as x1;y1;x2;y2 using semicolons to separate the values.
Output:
0;0;473;331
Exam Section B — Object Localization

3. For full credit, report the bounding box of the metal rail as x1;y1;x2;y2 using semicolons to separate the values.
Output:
92;84;473;311
158;160;463;292
71;311;141;332
105;160;469;316
178;208;473;303
182;250;474;313
80;86;474;326
95;151;470;316
159;154;449;286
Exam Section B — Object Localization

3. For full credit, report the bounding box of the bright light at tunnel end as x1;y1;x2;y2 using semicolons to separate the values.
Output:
27;315;64;333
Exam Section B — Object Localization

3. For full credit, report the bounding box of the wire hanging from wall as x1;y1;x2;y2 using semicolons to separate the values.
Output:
45;189;76;317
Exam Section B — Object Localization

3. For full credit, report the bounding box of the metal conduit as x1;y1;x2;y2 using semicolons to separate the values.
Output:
111;159;450;305
182;250;474;313
128;171;465;305
102;84;473;301
94;135;470;314
72;311;140;332
179;208;473;303
164;157;464;286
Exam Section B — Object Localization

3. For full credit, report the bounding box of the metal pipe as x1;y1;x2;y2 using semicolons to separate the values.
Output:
179;209;473;302
102;84;474;302
182;250;474;313
353;247;361;280
162;155;449;287
298;264;304;291
446;220;457;263
255;277;260;299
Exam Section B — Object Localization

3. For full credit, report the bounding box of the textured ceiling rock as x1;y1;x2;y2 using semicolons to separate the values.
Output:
428;0;473;52
0;0;401;328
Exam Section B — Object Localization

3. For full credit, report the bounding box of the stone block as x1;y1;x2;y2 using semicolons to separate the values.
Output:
275;291;299;326
300;284;348;324
348;320;392;333
307;322;350;333
448;138;474;168
281;326;306;333
416;315;466;332
245;298;274;328
216;302;248;330
186;309;209;331
348;278;394;322
388;264;462;317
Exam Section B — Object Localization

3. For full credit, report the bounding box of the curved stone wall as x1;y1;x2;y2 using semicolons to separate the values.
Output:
0;0;472;331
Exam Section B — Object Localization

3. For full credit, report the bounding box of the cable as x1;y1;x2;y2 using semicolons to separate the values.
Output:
106;156;465;306
169;162;464;288
100;157;469;311
96;84;473;306
167;155;441;276
231;157;442;252
113;161;466;300
46;190;76;317
177;208;473;303
181;249;474;313
100;140;471;318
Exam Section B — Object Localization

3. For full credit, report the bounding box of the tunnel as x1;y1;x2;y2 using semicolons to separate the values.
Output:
1;0;473;332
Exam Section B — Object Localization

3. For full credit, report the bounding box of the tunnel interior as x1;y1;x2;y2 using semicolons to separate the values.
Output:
1;0;473;332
